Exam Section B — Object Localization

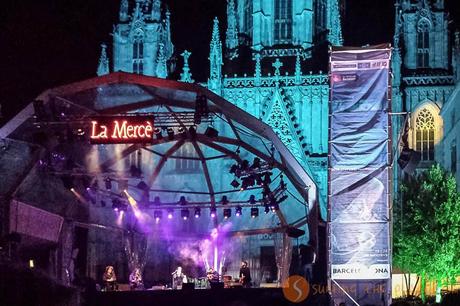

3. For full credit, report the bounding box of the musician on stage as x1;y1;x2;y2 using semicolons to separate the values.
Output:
102;265;118;291
129;267;144;290
239;261;251;288
206;267;219;283
172;266;187;289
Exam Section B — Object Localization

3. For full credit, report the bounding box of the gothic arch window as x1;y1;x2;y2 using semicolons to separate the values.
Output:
274;0;292;44
244;0;253;35
175;143;200;173
133;31;144;74
415;108;436;160
417;19;430;68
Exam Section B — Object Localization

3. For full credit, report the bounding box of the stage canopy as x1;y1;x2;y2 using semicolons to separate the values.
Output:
0;72;319;240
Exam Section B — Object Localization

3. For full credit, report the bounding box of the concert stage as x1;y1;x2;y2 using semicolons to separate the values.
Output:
89;288;329;306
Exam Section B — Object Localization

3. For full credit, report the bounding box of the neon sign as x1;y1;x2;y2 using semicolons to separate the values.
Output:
89;115;154;144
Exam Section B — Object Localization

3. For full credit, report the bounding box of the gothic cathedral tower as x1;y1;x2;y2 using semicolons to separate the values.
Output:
98;0;174;78
393;0;456;174
210;0;343;216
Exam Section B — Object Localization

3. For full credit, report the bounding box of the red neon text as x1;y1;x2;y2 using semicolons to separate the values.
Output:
90;120;153;142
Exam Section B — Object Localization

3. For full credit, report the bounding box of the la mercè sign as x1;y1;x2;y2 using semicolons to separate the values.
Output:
90;115;154;144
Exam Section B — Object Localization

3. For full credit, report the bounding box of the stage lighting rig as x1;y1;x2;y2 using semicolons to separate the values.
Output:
179;196;188;205
221;196;229;205
223;208;231;219
194;207;201;218
210;207;217;218
167;209;174;219
105;177;112;190
194;95;209;124
235;206;242;217
251;207;259;218
154;210;162;222
181;209;190;220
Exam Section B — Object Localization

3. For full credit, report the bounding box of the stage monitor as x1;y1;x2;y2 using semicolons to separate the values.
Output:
89;115;154;144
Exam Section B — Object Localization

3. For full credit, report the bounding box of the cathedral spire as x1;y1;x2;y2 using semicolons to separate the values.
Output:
119;0;129;22
133;1;143;22
327;0;343;46
151;0;161;21
225;0;238;52
453;31;460;82
180;50;194;83
295;53;302;84
254;53;261;86
97;43;109;76
208;17;223;94
162;8;173;59
156;43;167;79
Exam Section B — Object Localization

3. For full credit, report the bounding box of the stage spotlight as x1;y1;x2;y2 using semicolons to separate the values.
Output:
105;178;112;190
229;164;238;174
271;203;280;212
264;204;270;214
154;127;163;140
204;126;219;138
178;126;187;139
210;207;217;218
194;207;201;218
248;195;256;204
240;160;249;171
167;209;174;219
263;172;272;185
235;206;242;217
255;174;263;186
240;178;249;191
223;208;231;219
188;126;197;139
251;207;259;218
251;157;261;169
153;196;161;206
230;179;240;188
280;176;286;190
179;196;187;205
277;194;288;203
167;127;175;140
221;196;229;205
154;210;162;222
181;209;190;220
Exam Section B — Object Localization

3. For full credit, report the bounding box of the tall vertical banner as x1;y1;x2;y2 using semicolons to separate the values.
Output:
328;45;392;305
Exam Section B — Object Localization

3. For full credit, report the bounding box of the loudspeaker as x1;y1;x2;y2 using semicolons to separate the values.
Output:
398;147;421;174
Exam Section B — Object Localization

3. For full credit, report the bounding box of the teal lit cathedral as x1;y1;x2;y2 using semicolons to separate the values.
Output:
392;0;460;187
97;0;344;216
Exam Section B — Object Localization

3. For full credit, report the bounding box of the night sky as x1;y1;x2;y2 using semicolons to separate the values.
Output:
0;0;459;126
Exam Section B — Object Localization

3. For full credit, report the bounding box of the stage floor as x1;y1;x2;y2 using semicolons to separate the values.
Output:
89;287;329;306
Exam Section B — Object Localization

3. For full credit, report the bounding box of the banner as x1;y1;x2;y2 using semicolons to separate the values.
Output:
328;45;391;305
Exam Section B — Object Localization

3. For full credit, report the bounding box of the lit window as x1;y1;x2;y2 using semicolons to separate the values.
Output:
274;0;292;44
415;108;435;161
175;143;200;173
133;32;144;74
417;20;430;68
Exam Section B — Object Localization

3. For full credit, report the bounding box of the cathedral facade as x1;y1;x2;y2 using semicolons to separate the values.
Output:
97;0;344;216
97;0;460;209
392;0;460;190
